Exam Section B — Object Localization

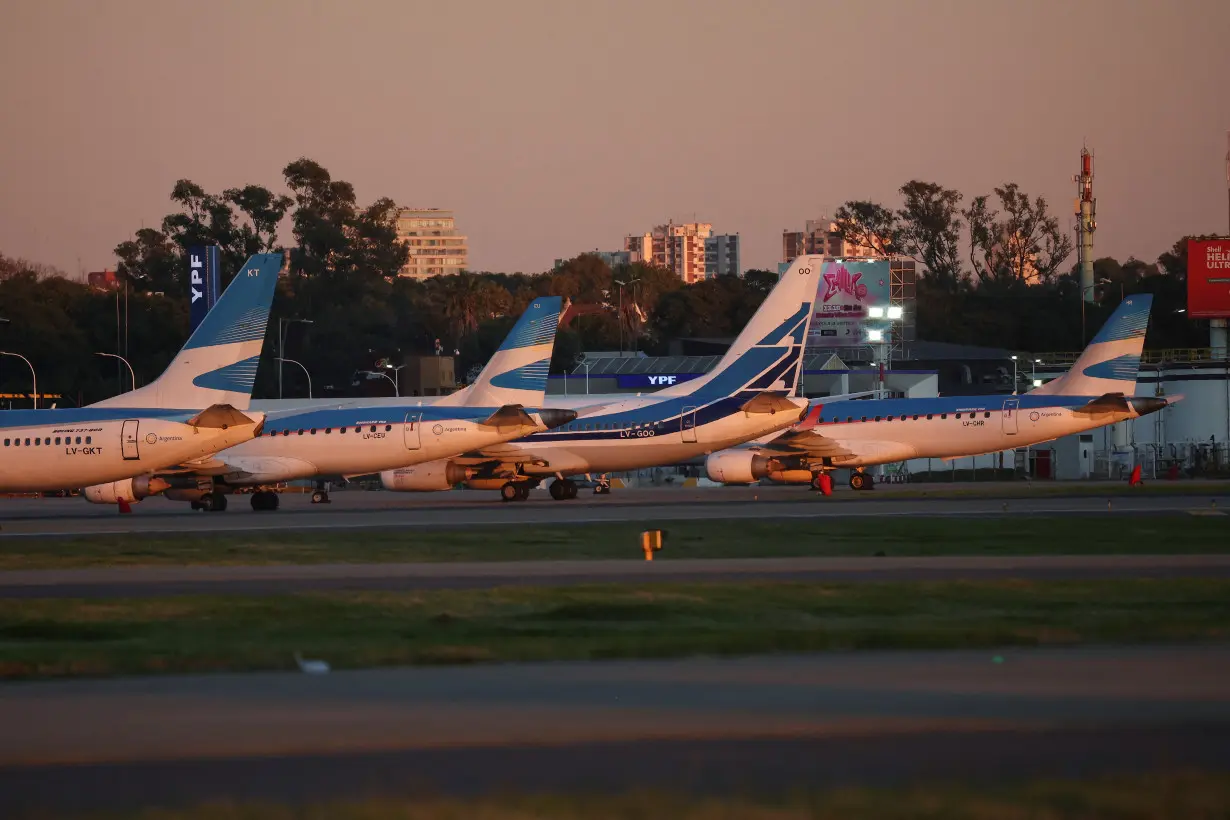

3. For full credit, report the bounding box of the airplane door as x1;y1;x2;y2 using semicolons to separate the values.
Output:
681;406;698;443
121;419;140;460
404;413;422;450
1002;399;1019;435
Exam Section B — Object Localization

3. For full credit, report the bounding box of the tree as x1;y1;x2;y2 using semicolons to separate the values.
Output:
113;228;185;296
832;201;901;256
896;181;964;290
964;183;1073;285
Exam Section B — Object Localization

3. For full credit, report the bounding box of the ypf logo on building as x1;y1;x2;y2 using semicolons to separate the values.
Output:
189;254;205;304
648;375;677;386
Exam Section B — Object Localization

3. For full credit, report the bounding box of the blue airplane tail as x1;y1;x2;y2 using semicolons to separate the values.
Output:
651;255;821;401
90;253;284;410
1030;294;1152;397
435;295;563;408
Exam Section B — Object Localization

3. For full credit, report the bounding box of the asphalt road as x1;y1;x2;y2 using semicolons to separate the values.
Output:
1;485;1228;538
4;553;1230;599
2;647;1228;814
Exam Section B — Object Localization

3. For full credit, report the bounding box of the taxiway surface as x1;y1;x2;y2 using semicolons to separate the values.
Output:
2;646;1228;813
4;553;1230;599
2;485;1228;538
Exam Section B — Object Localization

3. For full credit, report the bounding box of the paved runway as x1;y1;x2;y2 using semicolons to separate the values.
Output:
2;485;1228;538
4;553;1230;599
2;647;1228;813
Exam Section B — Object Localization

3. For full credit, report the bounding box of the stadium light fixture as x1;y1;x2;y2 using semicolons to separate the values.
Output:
867;328;884;342
886;305;903;320
867;306;885;319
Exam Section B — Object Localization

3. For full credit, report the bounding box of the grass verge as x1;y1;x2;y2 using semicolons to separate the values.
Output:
50;771;1230;819
1;578;1227;680
3;514;1230;571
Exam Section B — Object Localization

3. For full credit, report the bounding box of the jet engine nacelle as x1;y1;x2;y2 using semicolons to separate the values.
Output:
705;451;771;485
380;462;472;492
82;475;169;505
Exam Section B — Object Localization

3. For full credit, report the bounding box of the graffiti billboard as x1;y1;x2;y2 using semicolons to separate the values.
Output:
809;258;892;346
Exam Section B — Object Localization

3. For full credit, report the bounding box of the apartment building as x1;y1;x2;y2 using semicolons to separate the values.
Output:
782;218;886;263
625;220;740;283
395;208;469;278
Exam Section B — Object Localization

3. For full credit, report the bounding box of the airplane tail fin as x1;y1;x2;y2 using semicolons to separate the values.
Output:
1030;295;1152;398
652;255;822;400
436;296;562;408
90;253;283;410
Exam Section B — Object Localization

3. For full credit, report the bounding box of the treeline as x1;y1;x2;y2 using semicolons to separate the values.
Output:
0;161;1212;406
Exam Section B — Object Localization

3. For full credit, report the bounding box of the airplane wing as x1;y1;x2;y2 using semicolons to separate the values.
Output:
752;427;857;460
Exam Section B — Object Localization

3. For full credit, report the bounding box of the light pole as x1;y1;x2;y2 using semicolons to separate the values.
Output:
278;318;314;399
1032;359;1042;388
275;357;312;398
1010;355;1018;395
0;351;37;409
613;278;627;355
866;305;903;398
364;370;398;397
94;352;136;393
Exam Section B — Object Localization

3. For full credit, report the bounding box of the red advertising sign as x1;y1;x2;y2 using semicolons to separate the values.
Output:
1187;239;1230;318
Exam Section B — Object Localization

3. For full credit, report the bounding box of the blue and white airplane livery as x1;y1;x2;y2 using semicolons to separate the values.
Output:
106;297;577;511
380;255;822;501
706;294;1178;491
1;253;283;497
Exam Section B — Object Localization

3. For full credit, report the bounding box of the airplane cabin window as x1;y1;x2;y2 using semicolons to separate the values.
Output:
984;411;991;418
55;437;60;445
875;416;882;422
941;414;947;419
298;430;304;435
846;416;852;423
912;415;919;420
75;437;81;444
369;426;376;432
310;429;317;435
926;414;933;420
2;439;7;446
325;428;332;434
86;436;91;444
385;425;392;432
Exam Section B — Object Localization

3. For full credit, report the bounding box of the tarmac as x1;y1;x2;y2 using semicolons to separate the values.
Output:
4;553;1230;599
1;646;1228;813
1;483;1228;538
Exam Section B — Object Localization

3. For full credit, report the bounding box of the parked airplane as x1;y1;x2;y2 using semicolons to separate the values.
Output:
2;253;283;496
705;294;1177;490
98;297;576;511
379;254;823;501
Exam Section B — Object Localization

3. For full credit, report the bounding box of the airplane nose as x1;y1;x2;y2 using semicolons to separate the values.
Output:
538;408;578;429
1128;396;1168;416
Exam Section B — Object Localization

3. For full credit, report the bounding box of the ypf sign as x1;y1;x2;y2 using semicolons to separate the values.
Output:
187;245;222;333
1187;239;1230;318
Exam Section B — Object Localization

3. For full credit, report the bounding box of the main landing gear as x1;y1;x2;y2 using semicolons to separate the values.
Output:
549;479;578;501
311;481;332;504
250;490;280;511
592;474;612;495
500;481;532;502
849;470;875;492
192;491;229;512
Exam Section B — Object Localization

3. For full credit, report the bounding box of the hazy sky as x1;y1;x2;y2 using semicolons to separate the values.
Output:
2;0;1227;277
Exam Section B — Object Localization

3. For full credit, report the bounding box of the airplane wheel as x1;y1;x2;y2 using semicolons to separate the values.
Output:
549;480;567;501
849;472;867;491
311;491;330;504
515;483;531;501
564;480;578;499
500;482;520;502
200;491;227;512
251;492;280;512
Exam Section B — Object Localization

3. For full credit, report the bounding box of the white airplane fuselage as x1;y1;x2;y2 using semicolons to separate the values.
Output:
0;409;263;492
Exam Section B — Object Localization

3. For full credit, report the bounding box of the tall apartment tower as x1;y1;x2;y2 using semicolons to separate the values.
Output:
625;220;739;282
395;208;469;278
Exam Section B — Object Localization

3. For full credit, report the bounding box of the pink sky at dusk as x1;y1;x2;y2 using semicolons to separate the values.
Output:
1;0;1227;277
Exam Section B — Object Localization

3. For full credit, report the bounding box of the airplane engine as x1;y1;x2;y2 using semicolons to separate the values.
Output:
766;468;813;484
82;475;169;505
705;451;771;485
380;462;472;492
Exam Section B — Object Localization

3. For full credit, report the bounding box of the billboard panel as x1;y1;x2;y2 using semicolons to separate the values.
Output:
1188;239;1230;318
187;246;222;333
809;258;892;346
